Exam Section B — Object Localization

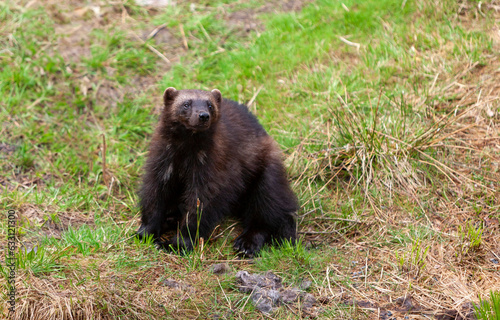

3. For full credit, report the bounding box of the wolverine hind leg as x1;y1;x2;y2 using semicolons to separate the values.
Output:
234;161;298;257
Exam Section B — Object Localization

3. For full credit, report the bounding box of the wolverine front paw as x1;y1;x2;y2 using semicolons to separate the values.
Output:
233;231;268;257
158;235;195;253
136;224;153;240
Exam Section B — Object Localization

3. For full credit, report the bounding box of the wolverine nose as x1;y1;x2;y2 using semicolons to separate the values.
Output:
199;112;210;122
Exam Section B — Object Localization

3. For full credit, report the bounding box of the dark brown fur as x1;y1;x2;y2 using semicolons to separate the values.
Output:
137;88;298;256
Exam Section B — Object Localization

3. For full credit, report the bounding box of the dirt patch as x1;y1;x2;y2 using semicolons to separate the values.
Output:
226;0;310;36
44;0;312;115
43;2;176;115
70;73;161;112
95;79;126;109
0;143;17;156
55;23;93;64
19;204;94;240
2;173;55;190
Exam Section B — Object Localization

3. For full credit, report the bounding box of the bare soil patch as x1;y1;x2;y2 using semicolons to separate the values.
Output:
19;204;94;240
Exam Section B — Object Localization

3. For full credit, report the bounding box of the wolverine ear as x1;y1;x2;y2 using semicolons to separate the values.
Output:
163;87;178;106
211;89;222;104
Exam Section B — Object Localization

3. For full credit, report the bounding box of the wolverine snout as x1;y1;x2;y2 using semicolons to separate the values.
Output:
199;112;210;122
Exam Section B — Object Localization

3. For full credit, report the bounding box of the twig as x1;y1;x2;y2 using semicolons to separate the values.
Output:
27;97;43;109
146;23;167;40
429;72;440;93
339;36;360;51
313;217;361;223
101;134;110;188
146;43;171;64
326;266;341;298
132;32;171;64
300;230;338;235
199;22;212;42
240;287;256;313
179;24;188;50
247;85;264;112
217;278;232;309
203;259;252;263
211;222;238;239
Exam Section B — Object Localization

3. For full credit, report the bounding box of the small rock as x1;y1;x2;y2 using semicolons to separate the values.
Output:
210;263;230;275
318;296;330;305
395;295;414;311
161;278;193;292
490;258;499;264
162;278;181;289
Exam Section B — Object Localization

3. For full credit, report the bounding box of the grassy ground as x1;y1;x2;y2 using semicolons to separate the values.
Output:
1;0;500;319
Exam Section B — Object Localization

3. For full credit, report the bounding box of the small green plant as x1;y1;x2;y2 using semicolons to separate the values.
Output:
47;212;60;224
14;143;35;170
175;199;206;271
185;199;203;250
133;232;155;247
255;239;314;281
394;250;406;270
16;245;65;275
410;239;429;274
395;239;429;276
60;225;123;256
475;290;500;320
457;220;483;259
468;222;484;251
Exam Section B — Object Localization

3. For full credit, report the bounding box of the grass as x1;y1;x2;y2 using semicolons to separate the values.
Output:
1;0;500;319
476;290;500;320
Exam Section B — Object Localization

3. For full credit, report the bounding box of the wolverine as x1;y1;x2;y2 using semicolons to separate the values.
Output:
137;88;298;256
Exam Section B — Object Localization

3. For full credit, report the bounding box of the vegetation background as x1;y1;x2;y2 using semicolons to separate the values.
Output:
1;0;499;318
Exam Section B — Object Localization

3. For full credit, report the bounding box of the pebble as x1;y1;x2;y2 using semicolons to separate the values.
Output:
210;263;231;275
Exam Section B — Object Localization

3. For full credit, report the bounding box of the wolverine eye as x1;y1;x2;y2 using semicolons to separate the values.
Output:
183;102;190;110
207;102;213;109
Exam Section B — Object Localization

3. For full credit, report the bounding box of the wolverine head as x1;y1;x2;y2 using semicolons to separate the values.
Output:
162;87;222;132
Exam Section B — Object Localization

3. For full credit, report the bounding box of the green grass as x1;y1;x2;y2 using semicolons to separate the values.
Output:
476;291;500;320
1;0;499;318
